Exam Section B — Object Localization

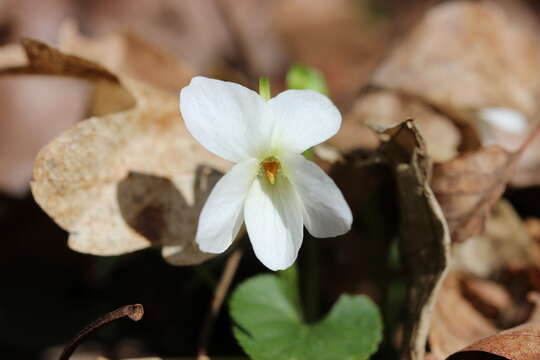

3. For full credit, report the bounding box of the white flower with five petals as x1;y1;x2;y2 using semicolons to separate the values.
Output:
179;76;352;270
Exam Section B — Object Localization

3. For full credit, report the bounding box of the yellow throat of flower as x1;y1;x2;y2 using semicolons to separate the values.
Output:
261;159;280;185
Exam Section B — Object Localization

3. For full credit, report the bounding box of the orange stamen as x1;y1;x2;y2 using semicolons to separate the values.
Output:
262;161;280;184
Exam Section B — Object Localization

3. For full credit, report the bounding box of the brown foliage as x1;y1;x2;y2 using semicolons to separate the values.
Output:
432;127;540;243
447;293;540;360
375;120;451;360
0;39;231;265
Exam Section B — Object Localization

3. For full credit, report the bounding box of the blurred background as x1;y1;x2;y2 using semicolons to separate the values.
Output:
4;0;540;359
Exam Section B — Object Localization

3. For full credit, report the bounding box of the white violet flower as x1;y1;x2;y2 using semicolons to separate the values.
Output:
179;76;352;270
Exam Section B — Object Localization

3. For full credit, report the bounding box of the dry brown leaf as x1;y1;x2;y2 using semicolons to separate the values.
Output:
430;200;540;359
0;74;91;195
431;125;539;243
326;120;450;359
446;293;540;360
372;1;540;121
428;272;499;360
321;158;397;303
453;200;540;278
0;38;118;80
460;277;513;321
0;44;27;68
77;0;234;74
274;0;393;105
369;1;540;188
58;21;195;93
525;218;540;243
216;0;289;78
79;0;290;79
1;39;231;265
511;134;540;187
432;146;510;243
0;12;94;195
330;89;461;162
376;120;451;360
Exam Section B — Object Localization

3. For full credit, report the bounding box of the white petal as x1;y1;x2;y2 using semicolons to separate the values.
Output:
244;175;304;271
180;77;273;162
284;154;352;238
196;159;258;253
268;90;341;154
479;108;528;134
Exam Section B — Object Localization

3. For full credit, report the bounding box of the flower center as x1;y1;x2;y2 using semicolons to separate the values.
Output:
261;158;280;185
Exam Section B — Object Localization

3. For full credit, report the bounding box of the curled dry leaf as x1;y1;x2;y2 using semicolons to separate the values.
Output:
446;293;540;360
376;120;451;360
431;200;540;359
325;120;451;359
0;48;91;195
331;88;461;162
431;126;539;243
58;21;195;93
460;277;513;322
329;1;540;162
2;39;231;265
372;1;540;122
470;105;540;189
0;4;104;196
321;157;397;302
365;0;540;189
428;272;499;360
0;38;118;81
453;200;540;278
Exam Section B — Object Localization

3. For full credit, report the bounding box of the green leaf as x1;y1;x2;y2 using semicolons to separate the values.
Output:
286;64;329;95
230;271;382;360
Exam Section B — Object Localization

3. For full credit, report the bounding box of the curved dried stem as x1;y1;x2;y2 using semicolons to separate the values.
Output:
58;304;144;360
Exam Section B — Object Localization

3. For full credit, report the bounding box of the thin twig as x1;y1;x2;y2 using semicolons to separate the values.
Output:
197;248;244;360
58;304;144;360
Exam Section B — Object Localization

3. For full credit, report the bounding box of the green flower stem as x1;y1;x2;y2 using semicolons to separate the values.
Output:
259;77;271;101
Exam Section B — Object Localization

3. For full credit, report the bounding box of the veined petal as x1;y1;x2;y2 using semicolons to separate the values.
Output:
244;175;304;271
268;90;341;154
196;159;259;253
180;77;272;162
284;154;352;238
